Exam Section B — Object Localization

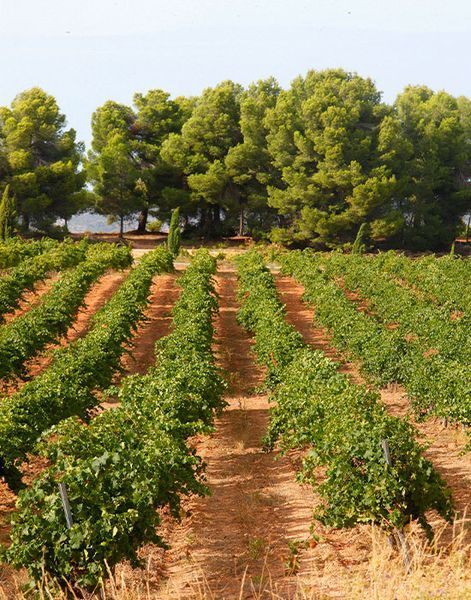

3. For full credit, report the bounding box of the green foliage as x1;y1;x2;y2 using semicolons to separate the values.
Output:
0;237;56;269
167;207;181;256
147;219;162;233
236;250;452;537
235;251;304;386
0;246;172;488
269;349;452;534
0;244;131;381
87;93;190;233
161;80;244;237
262;75;471;249
0;185;16;240
281;250;471;424
0;88;85;231
1;75;469;248
264;69;392;247
0;239;88;321
87;130;140;236
225;78;281;236
379;87;471;250
4;250;224;589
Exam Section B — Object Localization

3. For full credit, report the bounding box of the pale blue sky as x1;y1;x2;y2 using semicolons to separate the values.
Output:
1;0;470;148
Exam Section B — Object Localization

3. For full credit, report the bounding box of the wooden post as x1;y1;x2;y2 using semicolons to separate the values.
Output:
381;439;411;571
58;482;73;529
381;439;392;466
395;529;412;571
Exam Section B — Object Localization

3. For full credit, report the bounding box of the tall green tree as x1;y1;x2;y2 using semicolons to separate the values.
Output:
380;86;471;249
88;94;193;234
225;78;281;236
161;81;244;237
87;133;140;237
87;101;141;236
132;90;192;232
265;69;391;247
0;88;85;232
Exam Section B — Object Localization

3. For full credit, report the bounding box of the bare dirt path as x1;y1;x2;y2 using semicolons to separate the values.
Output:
88;272;182;416
152;266;324;599
275;275;471;546
119;272;181;378
275;276;364;386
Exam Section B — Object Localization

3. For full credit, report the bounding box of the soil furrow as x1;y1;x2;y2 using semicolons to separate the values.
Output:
154;266;320;599
275;275;471;548
119;272;181;378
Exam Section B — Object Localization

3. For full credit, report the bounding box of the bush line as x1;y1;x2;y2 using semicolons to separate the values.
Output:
317;252;470;365
4;249;225;590
281;250;471;424
0;238;58;269
0;243;132;380
236;251;452;538
0;245;173;489
0;239;88;320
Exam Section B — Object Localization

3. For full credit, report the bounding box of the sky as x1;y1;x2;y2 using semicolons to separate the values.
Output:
1;0;470;149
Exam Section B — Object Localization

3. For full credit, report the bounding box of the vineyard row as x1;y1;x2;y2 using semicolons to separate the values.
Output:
4;249;225;590
236;251;452;538
281;251;471;426
0;245;173;490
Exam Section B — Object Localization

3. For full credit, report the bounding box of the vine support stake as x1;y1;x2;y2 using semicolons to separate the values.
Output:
381;438;392;466
381;438;411;572
58;482;73;529
395;529;412;572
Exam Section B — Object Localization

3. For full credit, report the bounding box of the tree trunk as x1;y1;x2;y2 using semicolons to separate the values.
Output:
212;204;221;237
119;215;124;238
22;212;30;232
199;206;208;235
137;207;148;234
239;204;244;237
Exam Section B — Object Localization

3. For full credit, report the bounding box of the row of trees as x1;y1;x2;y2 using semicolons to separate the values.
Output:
0;70;470;249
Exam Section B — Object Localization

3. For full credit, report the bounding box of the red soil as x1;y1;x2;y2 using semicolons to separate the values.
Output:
119;273;181;377
145;267;369;599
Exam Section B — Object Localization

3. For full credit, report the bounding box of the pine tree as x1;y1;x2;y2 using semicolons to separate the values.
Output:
167;207;181;257
0;186;16;241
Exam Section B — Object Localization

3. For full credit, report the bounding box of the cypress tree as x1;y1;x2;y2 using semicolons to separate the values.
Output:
352;223;369;255
0;186;16;241
167;207;181;257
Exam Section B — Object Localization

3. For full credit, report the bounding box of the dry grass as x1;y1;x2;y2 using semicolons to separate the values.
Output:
2;520;471;599
346;519;471;600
